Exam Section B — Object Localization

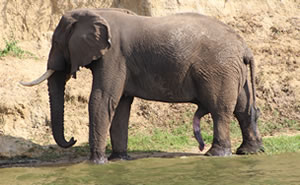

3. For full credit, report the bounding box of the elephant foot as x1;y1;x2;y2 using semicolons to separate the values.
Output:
90;152;108;164
108;152;132;161
205;146;232;156
236;142;264;155
90;156;108;164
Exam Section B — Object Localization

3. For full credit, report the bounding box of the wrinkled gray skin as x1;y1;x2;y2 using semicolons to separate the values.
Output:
46;8;263;164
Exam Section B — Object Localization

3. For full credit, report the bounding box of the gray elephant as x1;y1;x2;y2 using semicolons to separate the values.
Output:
21;8;263;164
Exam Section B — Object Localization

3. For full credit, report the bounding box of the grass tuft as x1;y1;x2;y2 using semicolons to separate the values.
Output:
0;39;35;58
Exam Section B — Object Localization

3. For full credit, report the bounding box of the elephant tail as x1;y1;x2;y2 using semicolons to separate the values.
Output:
243;48;257;111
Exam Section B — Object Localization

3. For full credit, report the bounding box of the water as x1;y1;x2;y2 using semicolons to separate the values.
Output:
1;153;299;185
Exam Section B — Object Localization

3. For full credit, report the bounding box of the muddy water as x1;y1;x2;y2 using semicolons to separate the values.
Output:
1;152;299;185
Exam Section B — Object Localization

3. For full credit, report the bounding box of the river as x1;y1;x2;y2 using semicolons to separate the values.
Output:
1;152;299;185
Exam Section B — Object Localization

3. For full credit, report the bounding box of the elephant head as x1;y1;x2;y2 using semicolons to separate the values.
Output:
20;9;112;148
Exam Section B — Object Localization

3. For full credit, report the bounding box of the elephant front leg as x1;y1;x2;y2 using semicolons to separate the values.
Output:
108;96;134;161
89;89;118;164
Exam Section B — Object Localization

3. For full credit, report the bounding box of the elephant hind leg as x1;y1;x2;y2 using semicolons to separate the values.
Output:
235;109;264;155
109;95;134;161
203;81;239;156
234;81;263;155
193;107;208;151
205;112;232;156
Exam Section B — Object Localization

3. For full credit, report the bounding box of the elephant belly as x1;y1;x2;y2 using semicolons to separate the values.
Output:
125;74;196;103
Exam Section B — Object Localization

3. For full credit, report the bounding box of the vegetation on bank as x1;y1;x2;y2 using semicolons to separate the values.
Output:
0;39;35;58
125;123;300;155
263;135;300;154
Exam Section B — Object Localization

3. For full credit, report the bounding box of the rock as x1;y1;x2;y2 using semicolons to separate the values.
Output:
0;135;42;158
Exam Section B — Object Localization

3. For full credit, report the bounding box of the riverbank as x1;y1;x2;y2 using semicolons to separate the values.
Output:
0;124;299;168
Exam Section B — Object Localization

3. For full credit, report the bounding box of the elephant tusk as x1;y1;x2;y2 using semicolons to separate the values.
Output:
20;69;55;87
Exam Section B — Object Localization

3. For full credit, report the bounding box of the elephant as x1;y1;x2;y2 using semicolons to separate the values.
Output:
21;8;264;164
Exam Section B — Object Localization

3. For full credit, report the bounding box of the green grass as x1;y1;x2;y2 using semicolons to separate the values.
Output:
263;135;300;155
258;119;300;136
124;115;299;154
125;130;299;155
126;123;213;152
124;117;299;155
0;39;34;58
127;128;194;151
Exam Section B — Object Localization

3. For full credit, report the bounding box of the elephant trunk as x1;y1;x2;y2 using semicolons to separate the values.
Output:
48;71;76;148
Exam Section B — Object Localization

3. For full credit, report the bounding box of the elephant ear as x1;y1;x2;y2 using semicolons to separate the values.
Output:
68;11;111;74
